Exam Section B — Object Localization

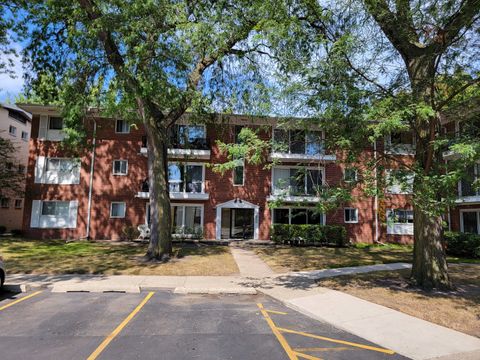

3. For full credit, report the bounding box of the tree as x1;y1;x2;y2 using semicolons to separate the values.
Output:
21;1;282;260
0;135;24;199
264;0;480;289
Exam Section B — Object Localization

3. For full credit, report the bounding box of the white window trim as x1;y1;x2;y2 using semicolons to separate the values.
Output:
272;128;325;155
168;162;206;194
459;209;480;234
110;202;126;218
112;159;129;176
9;125;17;136
233;159;245;186
14;199;22;209
21;131;29;141
115;119;131;134
40;157;81;185
271;165;325;196
344;208;359;223
385;169;414;195
271;206;326;225
344;168;358;182
171;203;204;235
458;162;480;197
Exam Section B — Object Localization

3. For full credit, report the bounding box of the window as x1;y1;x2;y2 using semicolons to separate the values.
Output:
14;199;22;209
41;201;69;216
40;157;80;184
386;131;415;154
110;202;126;218
115;119;130;133
272;208;324;225
49;117;63;130
461;211;480;234
169;124;207;149
171;205;203;235
386;170;414;194
272;167;323;196
113;160;128;175
460;163;480;197
273;129;324;155
233;160;244;186
9;125;16;136
168;163;204;193
1;198;10;208
388;209;414;224
344;208;358;223
21;131;28;141
18;165;25;174
344;168;358;182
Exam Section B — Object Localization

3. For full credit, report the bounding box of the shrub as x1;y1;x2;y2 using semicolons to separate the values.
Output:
0;225;6;235
121;226;139;241
11;229;23;237
270;224;348;247
444;231;480;258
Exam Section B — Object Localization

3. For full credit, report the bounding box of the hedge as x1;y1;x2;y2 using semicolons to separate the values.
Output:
444;231;480;258
271;224;348;247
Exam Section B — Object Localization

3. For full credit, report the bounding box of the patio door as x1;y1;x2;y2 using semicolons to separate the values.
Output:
231;209;254;239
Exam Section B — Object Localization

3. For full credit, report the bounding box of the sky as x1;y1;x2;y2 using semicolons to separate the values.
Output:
0;41;24;103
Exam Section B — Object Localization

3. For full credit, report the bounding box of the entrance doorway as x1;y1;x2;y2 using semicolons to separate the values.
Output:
216;199;260;240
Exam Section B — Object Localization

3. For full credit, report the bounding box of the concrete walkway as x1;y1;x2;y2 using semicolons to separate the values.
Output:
230;247;275;277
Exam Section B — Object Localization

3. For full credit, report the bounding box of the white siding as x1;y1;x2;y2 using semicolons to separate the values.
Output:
38;115;48;140
30;200;41;227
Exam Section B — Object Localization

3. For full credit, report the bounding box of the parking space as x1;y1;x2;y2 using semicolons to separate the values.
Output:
0;289;408;360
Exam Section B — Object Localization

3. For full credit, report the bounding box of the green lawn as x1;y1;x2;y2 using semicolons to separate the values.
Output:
0;238;239;275
254;243;478;273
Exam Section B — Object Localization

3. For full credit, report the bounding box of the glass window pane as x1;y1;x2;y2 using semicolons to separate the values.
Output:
290;130;305;154
462;212;478;234
290;169;305;195
273;209;289;224
306;169;322;195
172;206;184;234
306;132;323;155
234;165;244;185
47;159;60;171
273;168;290;194
186;165;203;193
49;117;63;130
42;202;56;215
184;206;202;233
188;126;205;142
168;164;183;192
307;209;322;224
291;208;307;225
273;129;288;152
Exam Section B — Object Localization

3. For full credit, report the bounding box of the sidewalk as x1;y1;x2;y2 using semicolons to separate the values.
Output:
4;248;480;360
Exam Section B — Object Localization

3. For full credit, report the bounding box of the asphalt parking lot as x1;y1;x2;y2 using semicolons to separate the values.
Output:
0;289;408;360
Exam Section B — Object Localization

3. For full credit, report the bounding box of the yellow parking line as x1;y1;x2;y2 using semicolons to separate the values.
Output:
0;291;42;311
277;327;395;355
294;347;352;352
87;292;155;360
257;303;298;360
294;352;322;360
266;309;288;315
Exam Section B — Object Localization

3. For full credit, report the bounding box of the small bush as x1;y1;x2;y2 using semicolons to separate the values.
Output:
270;224;348;247
11;229;23;237
121;226;140;241
444;231;480;258
0;225;6;235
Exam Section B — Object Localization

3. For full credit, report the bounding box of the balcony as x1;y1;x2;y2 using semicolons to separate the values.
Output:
140;136;211;160
456;176;480;204
136;180;209;200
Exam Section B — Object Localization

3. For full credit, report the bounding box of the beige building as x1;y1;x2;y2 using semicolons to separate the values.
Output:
0;104;31;231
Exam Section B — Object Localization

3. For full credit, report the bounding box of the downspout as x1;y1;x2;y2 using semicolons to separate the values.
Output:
86;119;97;240
374;140;380;243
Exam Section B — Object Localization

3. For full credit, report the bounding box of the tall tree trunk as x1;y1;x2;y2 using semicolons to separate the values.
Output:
145;122;172;260
408;56;452;289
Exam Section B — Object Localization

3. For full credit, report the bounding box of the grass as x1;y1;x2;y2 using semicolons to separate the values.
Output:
0;238;239;276
318;264;480;338
254;243;479;273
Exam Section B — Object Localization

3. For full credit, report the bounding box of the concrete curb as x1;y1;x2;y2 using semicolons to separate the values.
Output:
173;287;257;295
51;283;141;293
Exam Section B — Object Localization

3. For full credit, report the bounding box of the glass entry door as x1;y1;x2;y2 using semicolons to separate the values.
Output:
230;209;254;239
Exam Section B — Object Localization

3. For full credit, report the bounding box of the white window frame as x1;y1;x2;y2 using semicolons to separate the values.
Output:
171;203;204;235
272;128;325;155
112;159;128;176
344;168;358;182
14;199;22;209
385;131;416;155
271;165;325;196
386;208;414;235
115;119;131;134
30;200;78;229
168;162;206;194
110;202;126;218
459;209;480;235
9;125;16;136
21;131;28;141
41;201;70;217
386;169;414;194
271;207;326;225
171;124;207;145
39;157;81;185
458;162;480;197
233;159;245;186
344;208;359;223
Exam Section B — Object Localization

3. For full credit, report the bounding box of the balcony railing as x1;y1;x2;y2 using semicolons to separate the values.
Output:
136;180;209;200
140;136;211;159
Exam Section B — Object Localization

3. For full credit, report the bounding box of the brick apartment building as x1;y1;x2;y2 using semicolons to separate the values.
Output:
0;104;31;231
17;104;480;242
